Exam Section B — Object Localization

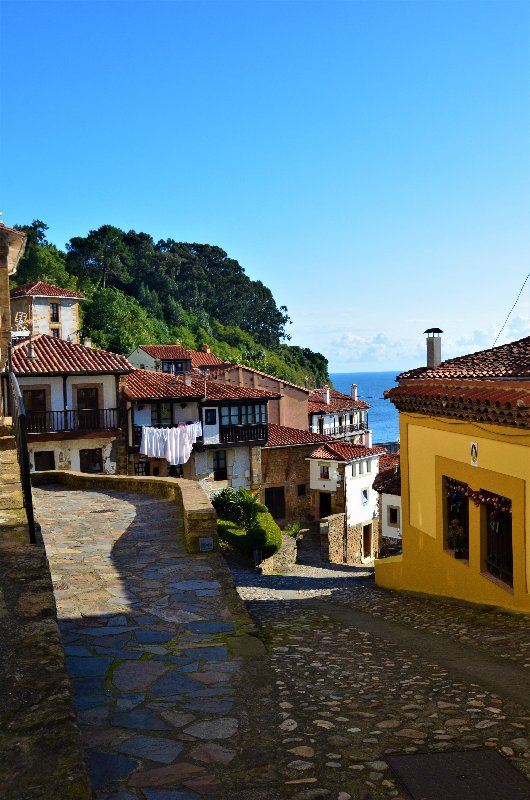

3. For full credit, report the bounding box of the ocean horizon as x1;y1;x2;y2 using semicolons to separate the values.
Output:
330;371;399;444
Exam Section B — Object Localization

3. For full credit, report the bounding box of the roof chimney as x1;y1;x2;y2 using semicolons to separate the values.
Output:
351;383;358;400
83;337;92;348
322;385;330;405
424;328;442;369
184;372;192;386
201;344;211;354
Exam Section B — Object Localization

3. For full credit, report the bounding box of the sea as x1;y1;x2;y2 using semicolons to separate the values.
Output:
330;371;399;446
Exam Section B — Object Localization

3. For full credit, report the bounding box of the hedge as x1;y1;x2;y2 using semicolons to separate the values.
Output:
217;511;282;557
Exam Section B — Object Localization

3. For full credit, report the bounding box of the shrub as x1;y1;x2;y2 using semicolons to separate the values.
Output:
248;511;283;557
212;487;267;531
284;521;303;539
217;519;247;552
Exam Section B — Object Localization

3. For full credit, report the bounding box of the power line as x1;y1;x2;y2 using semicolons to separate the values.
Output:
492;272;530;347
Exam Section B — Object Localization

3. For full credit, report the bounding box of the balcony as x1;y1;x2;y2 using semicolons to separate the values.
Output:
220;423;268;444
313;422;369;438
26;408;120;434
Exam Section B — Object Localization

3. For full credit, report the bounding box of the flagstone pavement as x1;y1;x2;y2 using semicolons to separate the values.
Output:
35;485;530;800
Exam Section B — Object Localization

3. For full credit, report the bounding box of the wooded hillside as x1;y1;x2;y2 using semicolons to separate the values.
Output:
12;221;330;387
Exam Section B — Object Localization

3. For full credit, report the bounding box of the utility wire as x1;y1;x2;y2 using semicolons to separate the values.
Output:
492;272;530;347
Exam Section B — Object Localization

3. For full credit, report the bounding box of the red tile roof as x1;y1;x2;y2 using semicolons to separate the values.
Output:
123;370;203;401
264;424;334;448
309;442;386;461
208;364;310;393
10;335;133;375
385;379;530;429
398;336;530;381
138;345;224;368
373;466;401;496
308;387;370;414
123;370;280;402
378;452;400;471
10;281;85;300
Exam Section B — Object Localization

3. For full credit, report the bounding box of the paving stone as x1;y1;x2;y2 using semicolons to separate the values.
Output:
88;751;140;791
188;743;236;765
111;709;170;730
113;661;169;691
115;734;183;764
183;718;239;739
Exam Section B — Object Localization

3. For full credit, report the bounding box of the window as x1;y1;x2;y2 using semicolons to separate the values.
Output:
23;389;46;413
80;448;103;474
34;450;55;471
445;477;469;559
151;402;172;426
485;492;513;587
204;409;217;426
359;461;365;475
50;303;59;323
51;328;60;338
366;460;372;473
220;404;267;426
161;361;173;373
349;414;355;426
361;488;369;505
388;506;400;526
297;483;307;496
212;450;227;481
319;465;330;480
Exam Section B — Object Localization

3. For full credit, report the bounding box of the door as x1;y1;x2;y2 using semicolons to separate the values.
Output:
23;389;47;432
265;487;286;519
319;491;332;519
77;387;99;430
363;523;372;559
34;450;55;471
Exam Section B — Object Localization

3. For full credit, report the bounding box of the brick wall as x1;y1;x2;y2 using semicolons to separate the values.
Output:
261;444;314;520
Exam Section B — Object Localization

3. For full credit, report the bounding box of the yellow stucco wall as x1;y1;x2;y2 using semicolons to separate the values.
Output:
375;412;530;613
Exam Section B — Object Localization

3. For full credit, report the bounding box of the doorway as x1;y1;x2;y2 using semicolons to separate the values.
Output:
80;448;103;473
76;387;99;430
265;487;286;519
363;523;372;559
319;491;332;519
34;450;55;471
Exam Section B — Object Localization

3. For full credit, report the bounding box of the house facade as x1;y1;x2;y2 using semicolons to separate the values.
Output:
308;385;372;444
2;334;133;474
373;456;401;554
10;281;84;343
0;225;27;399
261;424;334;520
123;369;279;493
127;344;225;374
375;334;530;613
208;364;310;430
308;441;385;561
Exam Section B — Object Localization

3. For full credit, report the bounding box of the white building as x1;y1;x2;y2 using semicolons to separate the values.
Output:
10;281;84;342
308;385;372;444
127;344;225;374
373;458;402;553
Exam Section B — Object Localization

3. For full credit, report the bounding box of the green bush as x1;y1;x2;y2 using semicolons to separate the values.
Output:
217;511;282;558
212;487;267;530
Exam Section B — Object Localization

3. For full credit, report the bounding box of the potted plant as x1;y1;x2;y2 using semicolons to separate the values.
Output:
447;519;468;559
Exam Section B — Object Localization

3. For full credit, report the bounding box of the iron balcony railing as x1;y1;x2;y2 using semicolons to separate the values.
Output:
220;423;268;444
312;422;369;437
8;372;36;544
26;408;120;434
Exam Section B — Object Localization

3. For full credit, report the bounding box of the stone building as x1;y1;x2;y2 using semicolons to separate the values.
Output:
10;281;84;342
0;224;26;402
127;344;225;374
261;424;334;520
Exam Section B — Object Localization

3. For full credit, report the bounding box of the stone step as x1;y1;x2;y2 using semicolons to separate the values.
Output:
0;506;29;527
0;435;17;451
0;491;25;511
0;449;19;465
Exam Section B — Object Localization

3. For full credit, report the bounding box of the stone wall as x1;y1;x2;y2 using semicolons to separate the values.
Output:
259;533;298;574
32;471;218;555
320;512;380;565
261;444;316;521
0;522;90;799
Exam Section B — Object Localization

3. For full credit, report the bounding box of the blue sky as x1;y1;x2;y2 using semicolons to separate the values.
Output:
2;0;529;372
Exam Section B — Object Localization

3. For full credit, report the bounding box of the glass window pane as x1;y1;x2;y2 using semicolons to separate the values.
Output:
230;406;239;424
221;407;229;426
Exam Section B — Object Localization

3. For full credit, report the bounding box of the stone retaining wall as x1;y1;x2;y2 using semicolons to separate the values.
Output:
31;471;218;554
259;533;297;574
0;527;91;800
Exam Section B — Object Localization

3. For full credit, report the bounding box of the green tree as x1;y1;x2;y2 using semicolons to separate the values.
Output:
12;220;75;288
66;225;132;288
82;288;161;354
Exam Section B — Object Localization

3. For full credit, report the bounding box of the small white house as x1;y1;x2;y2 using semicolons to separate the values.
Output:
308;385;372;444
10;281;84;342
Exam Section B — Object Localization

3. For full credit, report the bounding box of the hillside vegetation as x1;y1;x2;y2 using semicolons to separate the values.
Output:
11;220;330;387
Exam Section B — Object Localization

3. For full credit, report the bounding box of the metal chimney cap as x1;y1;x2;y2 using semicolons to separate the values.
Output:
424;327;443;335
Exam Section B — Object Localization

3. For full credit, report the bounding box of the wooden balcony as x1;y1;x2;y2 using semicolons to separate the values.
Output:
220;423;268;444
26;408;120;434
313;421;369;438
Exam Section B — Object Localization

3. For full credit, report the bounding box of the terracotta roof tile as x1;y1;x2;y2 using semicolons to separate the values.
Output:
208;364;310;393
138;345;224;368
378;452;400;471
373;466;401;496
308;387;370;414
10;334;133;375
398;335;530;381
10;281;85;299
309;442;386;461
264;424;334;448
123;370;203;401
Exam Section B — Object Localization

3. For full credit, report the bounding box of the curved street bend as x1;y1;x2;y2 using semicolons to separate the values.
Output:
34;485;530;800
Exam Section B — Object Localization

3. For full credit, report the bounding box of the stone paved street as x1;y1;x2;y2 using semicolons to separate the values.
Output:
36;485;530;800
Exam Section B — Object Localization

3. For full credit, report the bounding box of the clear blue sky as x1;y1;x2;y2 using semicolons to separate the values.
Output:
2;0;529;372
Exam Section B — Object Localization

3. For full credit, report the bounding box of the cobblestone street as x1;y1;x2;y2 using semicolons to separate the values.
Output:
35;485;530;800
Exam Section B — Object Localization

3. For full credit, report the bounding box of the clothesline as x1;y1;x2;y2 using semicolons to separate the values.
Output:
139;421;202;465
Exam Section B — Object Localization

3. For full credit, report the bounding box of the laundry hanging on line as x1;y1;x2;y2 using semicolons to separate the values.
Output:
139;421;202;465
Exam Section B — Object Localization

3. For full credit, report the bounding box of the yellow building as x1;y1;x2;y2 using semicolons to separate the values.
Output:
375;332;530;613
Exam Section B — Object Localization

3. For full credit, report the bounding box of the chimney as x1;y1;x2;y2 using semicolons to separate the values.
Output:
322;385;330;405
201;344;211;354
351;383;358;400
184;372;192;386
83;337;92;348
424;328;442;369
